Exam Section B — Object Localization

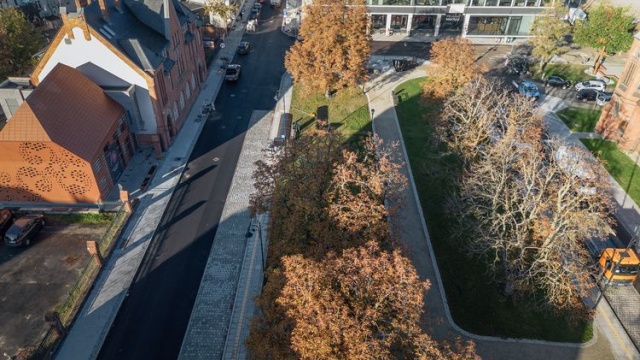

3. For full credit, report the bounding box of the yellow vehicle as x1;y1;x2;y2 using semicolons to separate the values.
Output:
598;248;640;286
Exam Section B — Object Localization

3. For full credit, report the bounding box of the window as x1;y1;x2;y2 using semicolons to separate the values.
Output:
185;84;191;99
620;61;637;90
99;176;108;191
180;91;185;109
93;158;103;173
173;102;179;120
191;73;195;91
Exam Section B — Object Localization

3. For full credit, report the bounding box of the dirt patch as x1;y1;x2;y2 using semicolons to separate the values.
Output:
0;217;111;357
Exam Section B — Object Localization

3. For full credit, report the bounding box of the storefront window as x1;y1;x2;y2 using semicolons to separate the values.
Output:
467;15;533;35
498;0;512;5
467;16;507;35
390;15;408;31
371;14;386;32
382;0;411;5
411;15;437;34
415;0;442;4
484;0;499;5
440;13;463;34
442;0;466;4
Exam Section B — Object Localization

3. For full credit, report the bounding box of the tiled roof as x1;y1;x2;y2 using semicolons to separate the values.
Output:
0;64;124;161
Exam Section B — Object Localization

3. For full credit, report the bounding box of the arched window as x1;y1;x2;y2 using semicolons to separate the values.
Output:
173;102;179;120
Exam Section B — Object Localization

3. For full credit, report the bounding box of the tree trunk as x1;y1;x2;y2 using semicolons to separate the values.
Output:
592;46;607;76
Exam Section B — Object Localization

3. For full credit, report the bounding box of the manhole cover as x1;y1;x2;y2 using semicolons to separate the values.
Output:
213;157;219;162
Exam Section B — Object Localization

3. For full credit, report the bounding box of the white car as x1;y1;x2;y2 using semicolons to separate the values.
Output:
225;64;241;81
574;80;606;92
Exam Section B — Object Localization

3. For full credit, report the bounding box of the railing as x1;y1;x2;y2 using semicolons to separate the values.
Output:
24;206;131;360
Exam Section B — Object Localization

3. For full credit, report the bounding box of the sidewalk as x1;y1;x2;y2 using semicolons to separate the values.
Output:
365;65;640;359
54;16;250;360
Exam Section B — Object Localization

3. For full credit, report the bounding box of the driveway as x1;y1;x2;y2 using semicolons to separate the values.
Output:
0;216;109;357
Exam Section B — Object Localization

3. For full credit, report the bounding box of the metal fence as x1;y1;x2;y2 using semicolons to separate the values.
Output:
26;206;130;360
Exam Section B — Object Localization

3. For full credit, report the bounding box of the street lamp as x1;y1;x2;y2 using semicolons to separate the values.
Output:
370;108;375;120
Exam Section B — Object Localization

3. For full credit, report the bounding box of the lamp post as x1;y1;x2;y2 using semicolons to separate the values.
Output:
370;108;375;120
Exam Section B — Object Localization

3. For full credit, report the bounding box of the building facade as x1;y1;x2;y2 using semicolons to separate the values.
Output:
367;0;551;42
31;0;207;157
0;64;133;203
596;32;640;151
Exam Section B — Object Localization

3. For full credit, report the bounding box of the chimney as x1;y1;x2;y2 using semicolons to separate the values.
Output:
163;0;171;41
98;0;109;22
114;0;122;13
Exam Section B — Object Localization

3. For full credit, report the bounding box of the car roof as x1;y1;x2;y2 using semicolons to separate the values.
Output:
521;81;537;86
7;214;40;231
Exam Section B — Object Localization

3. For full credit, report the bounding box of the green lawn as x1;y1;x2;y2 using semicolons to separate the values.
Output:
583;139;640;207
556;107;602;133
395;77;593;343
290;85;371;144
45;212;115;225
531;64;596;84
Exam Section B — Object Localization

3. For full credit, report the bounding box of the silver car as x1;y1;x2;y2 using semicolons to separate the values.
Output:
225;64;241;81
574;80;606;92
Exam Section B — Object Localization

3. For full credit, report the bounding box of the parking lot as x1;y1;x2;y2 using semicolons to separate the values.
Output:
0;215;111;357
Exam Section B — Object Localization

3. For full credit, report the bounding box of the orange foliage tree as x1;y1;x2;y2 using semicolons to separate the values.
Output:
285;0;370;97
279;242;479;359
423;37;486;99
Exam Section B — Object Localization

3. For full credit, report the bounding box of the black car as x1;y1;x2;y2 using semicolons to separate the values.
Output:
249;8;259;20
545;75;571;89
505;57;528;75
576;89;599;102
0;208;14;238
236;41;250;55
4;213;45;247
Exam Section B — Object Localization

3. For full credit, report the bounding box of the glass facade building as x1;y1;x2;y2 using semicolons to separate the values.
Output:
367;0;552;41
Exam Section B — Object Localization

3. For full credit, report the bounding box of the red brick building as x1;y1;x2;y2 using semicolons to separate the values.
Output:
0;64;134;203
597;32;640;151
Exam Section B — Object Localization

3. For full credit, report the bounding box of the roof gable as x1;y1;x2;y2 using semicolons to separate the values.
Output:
1;64;124;161
0;103;51;142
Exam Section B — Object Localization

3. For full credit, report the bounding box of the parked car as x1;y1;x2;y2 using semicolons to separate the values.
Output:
236;41;250;55
512;80;540;100
596;92;613;106
545;75;571;89
0;208;14;238
505;57;528;75
252;3;262;11
4;213;45;247
225;64;241;81
576;89;599;102
574;80;606;92
249;8;260;20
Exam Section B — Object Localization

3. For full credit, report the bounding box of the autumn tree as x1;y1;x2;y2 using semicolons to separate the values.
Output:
247;131;437;358
285;0;370;97
204;0;237;29
278;242;479;359
439;79;614;311
422;37;486;99
573;3;635;74
0;8;45;80
529;3;571;71
326;136;407;242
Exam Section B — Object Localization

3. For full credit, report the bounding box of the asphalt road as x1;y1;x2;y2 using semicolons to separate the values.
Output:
97;8;293;360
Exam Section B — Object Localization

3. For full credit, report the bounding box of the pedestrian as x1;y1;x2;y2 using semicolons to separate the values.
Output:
238;12;242;20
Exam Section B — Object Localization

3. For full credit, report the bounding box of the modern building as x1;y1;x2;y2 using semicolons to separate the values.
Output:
596;32;640;151
367;0;551;42
0;64;133;203
30;0;207;157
